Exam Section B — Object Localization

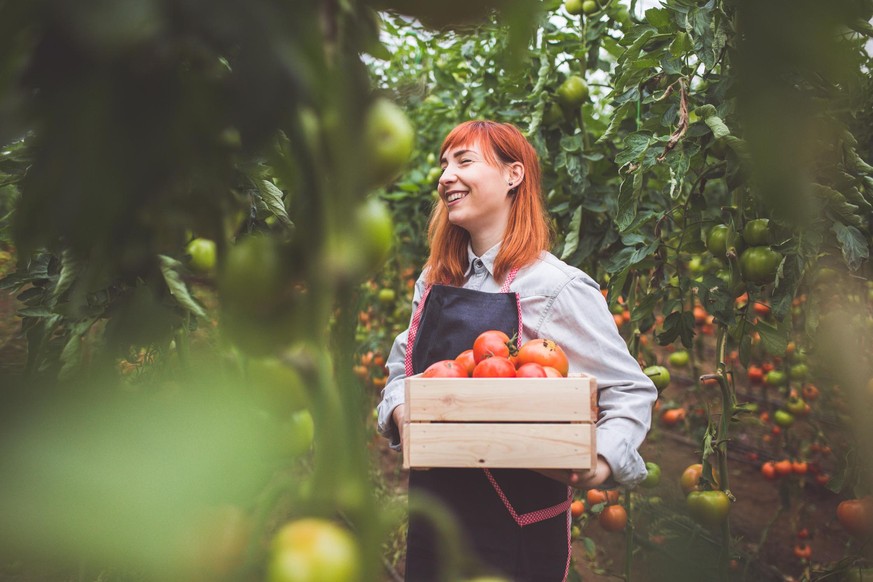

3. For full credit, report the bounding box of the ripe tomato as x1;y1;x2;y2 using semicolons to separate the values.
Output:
660;407;686;427
422;360;468;378
542;366;564;378
516;362;548;377
454;349;476;376
792;542;812;560
679;463;719;494
473;330;513;363
570;499;586;519
802;384;820;401
516;338;569;376
774;459;793;477
586;489;619;506
791;460;808;475
686;490;731;527
760;461;778;481
747;365;764;384
472;357;517;378
836;497;873;538
268;518;360;582
598;505;627;532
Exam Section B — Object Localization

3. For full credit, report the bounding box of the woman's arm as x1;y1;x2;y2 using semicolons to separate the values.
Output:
538;275;658;488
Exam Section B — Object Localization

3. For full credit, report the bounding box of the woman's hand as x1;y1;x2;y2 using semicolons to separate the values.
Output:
535;455;612;489
392;404;406;444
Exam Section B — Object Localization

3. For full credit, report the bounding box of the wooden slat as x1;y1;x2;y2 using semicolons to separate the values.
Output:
404;422;595;469
404;376;594;422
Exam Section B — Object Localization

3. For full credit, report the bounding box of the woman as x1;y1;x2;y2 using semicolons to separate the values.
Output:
376;120;657;581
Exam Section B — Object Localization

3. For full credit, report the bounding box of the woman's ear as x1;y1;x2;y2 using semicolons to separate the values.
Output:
507;162;525;189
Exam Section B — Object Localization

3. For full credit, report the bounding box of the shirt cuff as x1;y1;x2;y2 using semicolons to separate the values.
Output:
596;426;647;488
376;390;404;451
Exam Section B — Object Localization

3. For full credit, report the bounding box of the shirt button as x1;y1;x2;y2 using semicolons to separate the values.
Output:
473;259;484;271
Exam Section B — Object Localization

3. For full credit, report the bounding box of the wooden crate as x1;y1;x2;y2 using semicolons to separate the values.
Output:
402;374;596;470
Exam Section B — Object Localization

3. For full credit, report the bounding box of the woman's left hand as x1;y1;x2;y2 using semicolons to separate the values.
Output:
535;455;612;489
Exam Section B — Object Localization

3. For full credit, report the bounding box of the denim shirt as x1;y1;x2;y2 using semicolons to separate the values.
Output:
376;243;658;487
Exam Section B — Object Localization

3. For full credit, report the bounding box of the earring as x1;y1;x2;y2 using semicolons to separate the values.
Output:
508;181;513;186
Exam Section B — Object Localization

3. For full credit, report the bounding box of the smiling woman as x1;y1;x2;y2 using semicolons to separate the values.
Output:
375;120;657;581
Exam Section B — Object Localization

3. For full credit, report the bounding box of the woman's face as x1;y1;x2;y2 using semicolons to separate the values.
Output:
437;141;517;240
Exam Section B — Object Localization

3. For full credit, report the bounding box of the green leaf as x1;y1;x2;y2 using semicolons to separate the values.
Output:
755;319;789;356
704;115;731;140
832;222;869;271
51;249;81;307
560;206;583;260
645;8;673;30
158;256;207;319
257;180;293;228
615;132;653;167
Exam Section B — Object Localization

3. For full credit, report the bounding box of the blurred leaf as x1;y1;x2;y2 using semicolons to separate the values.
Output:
257;179;293;228
831;222;869;270
159;255;207;319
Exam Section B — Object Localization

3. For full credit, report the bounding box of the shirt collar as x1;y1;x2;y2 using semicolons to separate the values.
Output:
464;241;501;277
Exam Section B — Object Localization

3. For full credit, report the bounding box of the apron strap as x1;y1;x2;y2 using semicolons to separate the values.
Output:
405;264;566;529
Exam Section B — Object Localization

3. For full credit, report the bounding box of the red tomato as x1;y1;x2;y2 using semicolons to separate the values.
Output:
421;360;468;378
747;365;764;384
516;362;548;377
542;366;564;378
570;500;586;519
793;542;812;560
454;349;476;376
760;461;778;481
473;330;513;363
774;459;793;477
515;338;569;376
472;357;517;378
598;505;628;532
836;497;873;538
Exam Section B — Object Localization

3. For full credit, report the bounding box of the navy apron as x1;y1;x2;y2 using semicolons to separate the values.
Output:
403;278;572;582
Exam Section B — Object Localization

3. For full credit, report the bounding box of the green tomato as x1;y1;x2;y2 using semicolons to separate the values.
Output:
581;0;599;14
743;219;772;246
280;410;315;458
220;235;284;312
773;409;795;428
668;350;690;368
186;237;217;273
739;246;783;284
556;75;589;109
764;370;786;386
785;396;807;416
364;97;415;188
542;102;564;127
789;363;809;381
355;197;394;272
268;518;360;582
706;225;729;259
641;461;662;488
686;490;730;527
643;365;671;392
247;357;309;416
563;0;584;15
377;288;396;304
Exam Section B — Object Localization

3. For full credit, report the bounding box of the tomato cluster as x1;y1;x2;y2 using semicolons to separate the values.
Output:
420;331;570;379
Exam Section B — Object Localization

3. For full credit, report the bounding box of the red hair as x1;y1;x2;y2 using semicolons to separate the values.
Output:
425;120;551;287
